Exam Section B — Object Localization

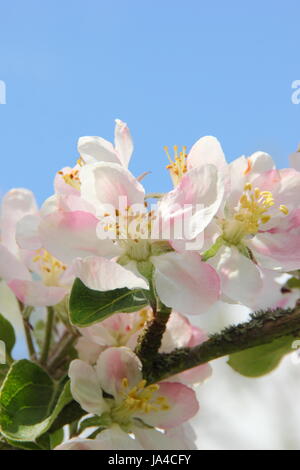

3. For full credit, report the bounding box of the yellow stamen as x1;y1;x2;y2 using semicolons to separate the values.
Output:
33;249;66;286
164;145;188;186
279;204;289;215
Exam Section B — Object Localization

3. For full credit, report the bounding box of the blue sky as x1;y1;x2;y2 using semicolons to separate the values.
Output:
0;0;299;204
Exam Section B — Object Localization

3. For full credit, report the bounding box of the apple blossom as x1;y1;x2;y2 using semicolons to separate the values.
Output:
0;189;69;306
179;137;300;307
68;347;199;439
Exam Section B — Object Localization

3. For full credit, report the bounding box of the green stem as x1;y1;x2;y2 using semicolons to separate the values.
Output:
40;306;55;365
201;236;224;261
146;303;300;383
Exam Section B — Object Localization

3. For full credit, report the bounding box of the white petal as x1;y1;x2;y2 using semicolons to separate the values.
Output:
80;162;145;212
74;256;148;290
68;359;108;415
78;136;120;164
153;251;220;315
187;135;227;171
114;119;133;167
16;214;42;250
209;245;263;307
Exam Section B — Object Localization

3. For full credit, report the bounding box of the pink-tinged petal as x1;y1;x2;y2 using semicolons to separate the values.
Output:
0;245;31;282
1;188;38;255
160;312;193;353
74;256;148;291
54;167;80;196
165;423;198;450
209;245;263;307
249;151;275;173
171;363;212;386
135;382;199;429
133;426;196;450
188;325;208;347
57;194;96;214
164;322;212;385
8;280;67;307
114;119;133;168
56;426;143;450
80;162;145;212
290;151;300;171
68;359;108;415
76;336;104;364
158;165;224;241
187;135;227;171
55;439;102;450
227;153;275;209
78;135;120;165
249;226;300;272
248;269;287;311
153;252;220;315
39;210;119;264
95;347;143;400
16;214;42;250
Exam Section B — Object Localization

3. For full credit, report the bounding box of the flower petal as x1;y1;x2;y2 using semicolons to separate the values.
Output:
95;347;143;399
78;136;120;164
153;252;220;315
0;244;31;282
39;210;119;264
56;425;143;450
80;162;145;212
74;256;148;290
187;135;227;171
16;214;42;250
158;165;224;240
8;279;67;307
160;312;193;353
209;245;264;307
1;188;37;255
68;359;108;415
114;119;133;168
135;382;199;429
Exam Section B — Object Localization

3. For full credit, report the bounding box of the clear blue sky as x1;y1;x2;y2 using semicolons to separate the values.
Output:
0;0;299;204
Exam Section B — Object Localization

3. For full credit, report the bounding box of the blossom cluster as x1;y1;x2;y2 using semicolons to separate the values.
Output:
0;120;300;450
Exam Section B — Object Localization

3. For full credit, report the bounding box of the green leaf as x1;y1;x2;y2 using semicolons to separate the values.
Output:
0;313;16;355
0;364;9;386
286;277;300;289
228;335;298;377
49;428;64;449
69;278;149;327
0;360;73;441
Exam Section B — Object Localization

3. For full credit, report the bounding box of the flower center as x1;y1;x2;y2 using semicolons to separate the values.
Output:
99;206;158;261
222;183;289;245
33;249;66;286
58;159;84;190
111;378;170;425
113;309;152;345
58;168;81;190
164;145;188;186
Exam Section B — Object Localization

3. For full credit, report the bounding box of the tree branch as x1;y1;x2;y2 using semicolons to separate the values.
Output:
135;304;172;374
146;303;300;383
